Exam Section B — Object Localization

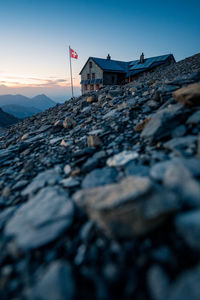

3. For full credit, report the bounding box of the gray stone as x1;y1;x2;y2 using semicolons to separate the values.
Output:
60;177;80;188
164;135;197;151
141;104;188;142
150;160;171;181
5;186;74;250
82;167;118;189
22;169;62;196
0;207;16;229
36;125;52;133
126;98;137;107
24;133;44;144
151;157;200;182
12;180;28;191
49;137;63;144
147;265;170;300
125;161;149;176
164;161;200;208
107;150;138;167
167;265;200;300
175;210;200;251
75;176;179;238
172;125;186;138
88;129;104;135
31;261;74;300
186;110;200;124
93;150;107;160
82;157;99;173
102;109;119;119
158;84;179;94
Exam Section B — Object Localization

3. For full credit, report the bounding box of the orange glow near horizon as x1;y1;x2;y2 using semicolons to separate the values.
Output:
0;73;80;89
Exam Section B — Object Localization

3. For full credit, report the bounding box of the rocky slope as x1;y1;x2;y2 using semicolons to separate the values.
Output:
0;108;19;128
0;53;200;300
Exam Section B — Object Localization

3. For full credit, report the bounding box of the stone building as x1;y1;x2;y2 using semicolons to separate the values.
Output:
80;53;175;94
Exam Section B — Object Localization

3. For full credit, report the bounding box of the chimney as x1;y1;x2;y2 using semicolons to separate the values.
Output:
140;52;144;63
107;54;111;60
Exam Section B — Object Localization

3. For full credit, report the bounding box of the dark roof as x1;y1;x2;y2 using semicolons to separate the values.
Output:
80;54;175;77
91;57;127;73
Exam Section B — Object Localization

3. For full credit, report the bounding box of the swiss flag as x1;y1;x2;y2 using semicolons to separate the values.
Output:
70;48;78;59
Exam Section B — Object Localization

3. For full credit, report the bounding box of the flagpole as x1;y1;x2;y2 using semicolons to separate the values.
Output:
69;45;74;98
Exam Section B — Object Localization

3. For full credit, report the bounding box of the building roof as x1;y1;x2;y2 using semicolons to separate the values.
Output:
91;57;128;73
80;54;175;77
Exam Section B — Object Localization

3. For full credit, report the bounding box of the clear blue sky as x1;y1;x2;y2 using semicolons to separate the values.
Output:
0;0;199;101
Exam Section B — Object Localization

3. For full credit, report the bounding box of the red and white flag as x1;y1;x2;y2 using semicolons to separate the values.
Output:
70;48;78;59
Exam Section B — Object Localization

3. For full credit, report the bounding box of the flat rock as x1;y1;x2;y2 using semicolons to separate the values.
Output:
151;157;200;182
82;157;99;172
5;186;74;250
82;167;118;189
107;150;138;167
164;135;197;151
102;109;119;119
60;177;80;188
88;129;104;135
74;176;179;238
49;137;63;144
22;169;62;196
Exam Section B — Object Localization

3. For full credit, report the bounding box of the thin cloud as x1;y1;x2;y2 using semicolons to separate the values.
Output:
0;76;73;88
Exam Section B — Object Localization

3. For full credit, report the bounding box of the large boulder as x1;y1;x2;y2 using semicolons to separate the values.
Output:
173;83;200;106
5;187;74;250
141;104;189;142
74;176;179;239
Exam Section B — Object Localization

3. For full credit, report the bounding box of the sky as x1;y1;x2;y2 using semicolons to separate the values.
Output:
0;0;199;102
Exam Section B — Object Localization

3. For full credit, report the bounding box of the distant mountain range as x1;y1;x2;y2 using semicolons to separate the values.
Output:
0;94;56;119
2;104;41;119
0;108;19;128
